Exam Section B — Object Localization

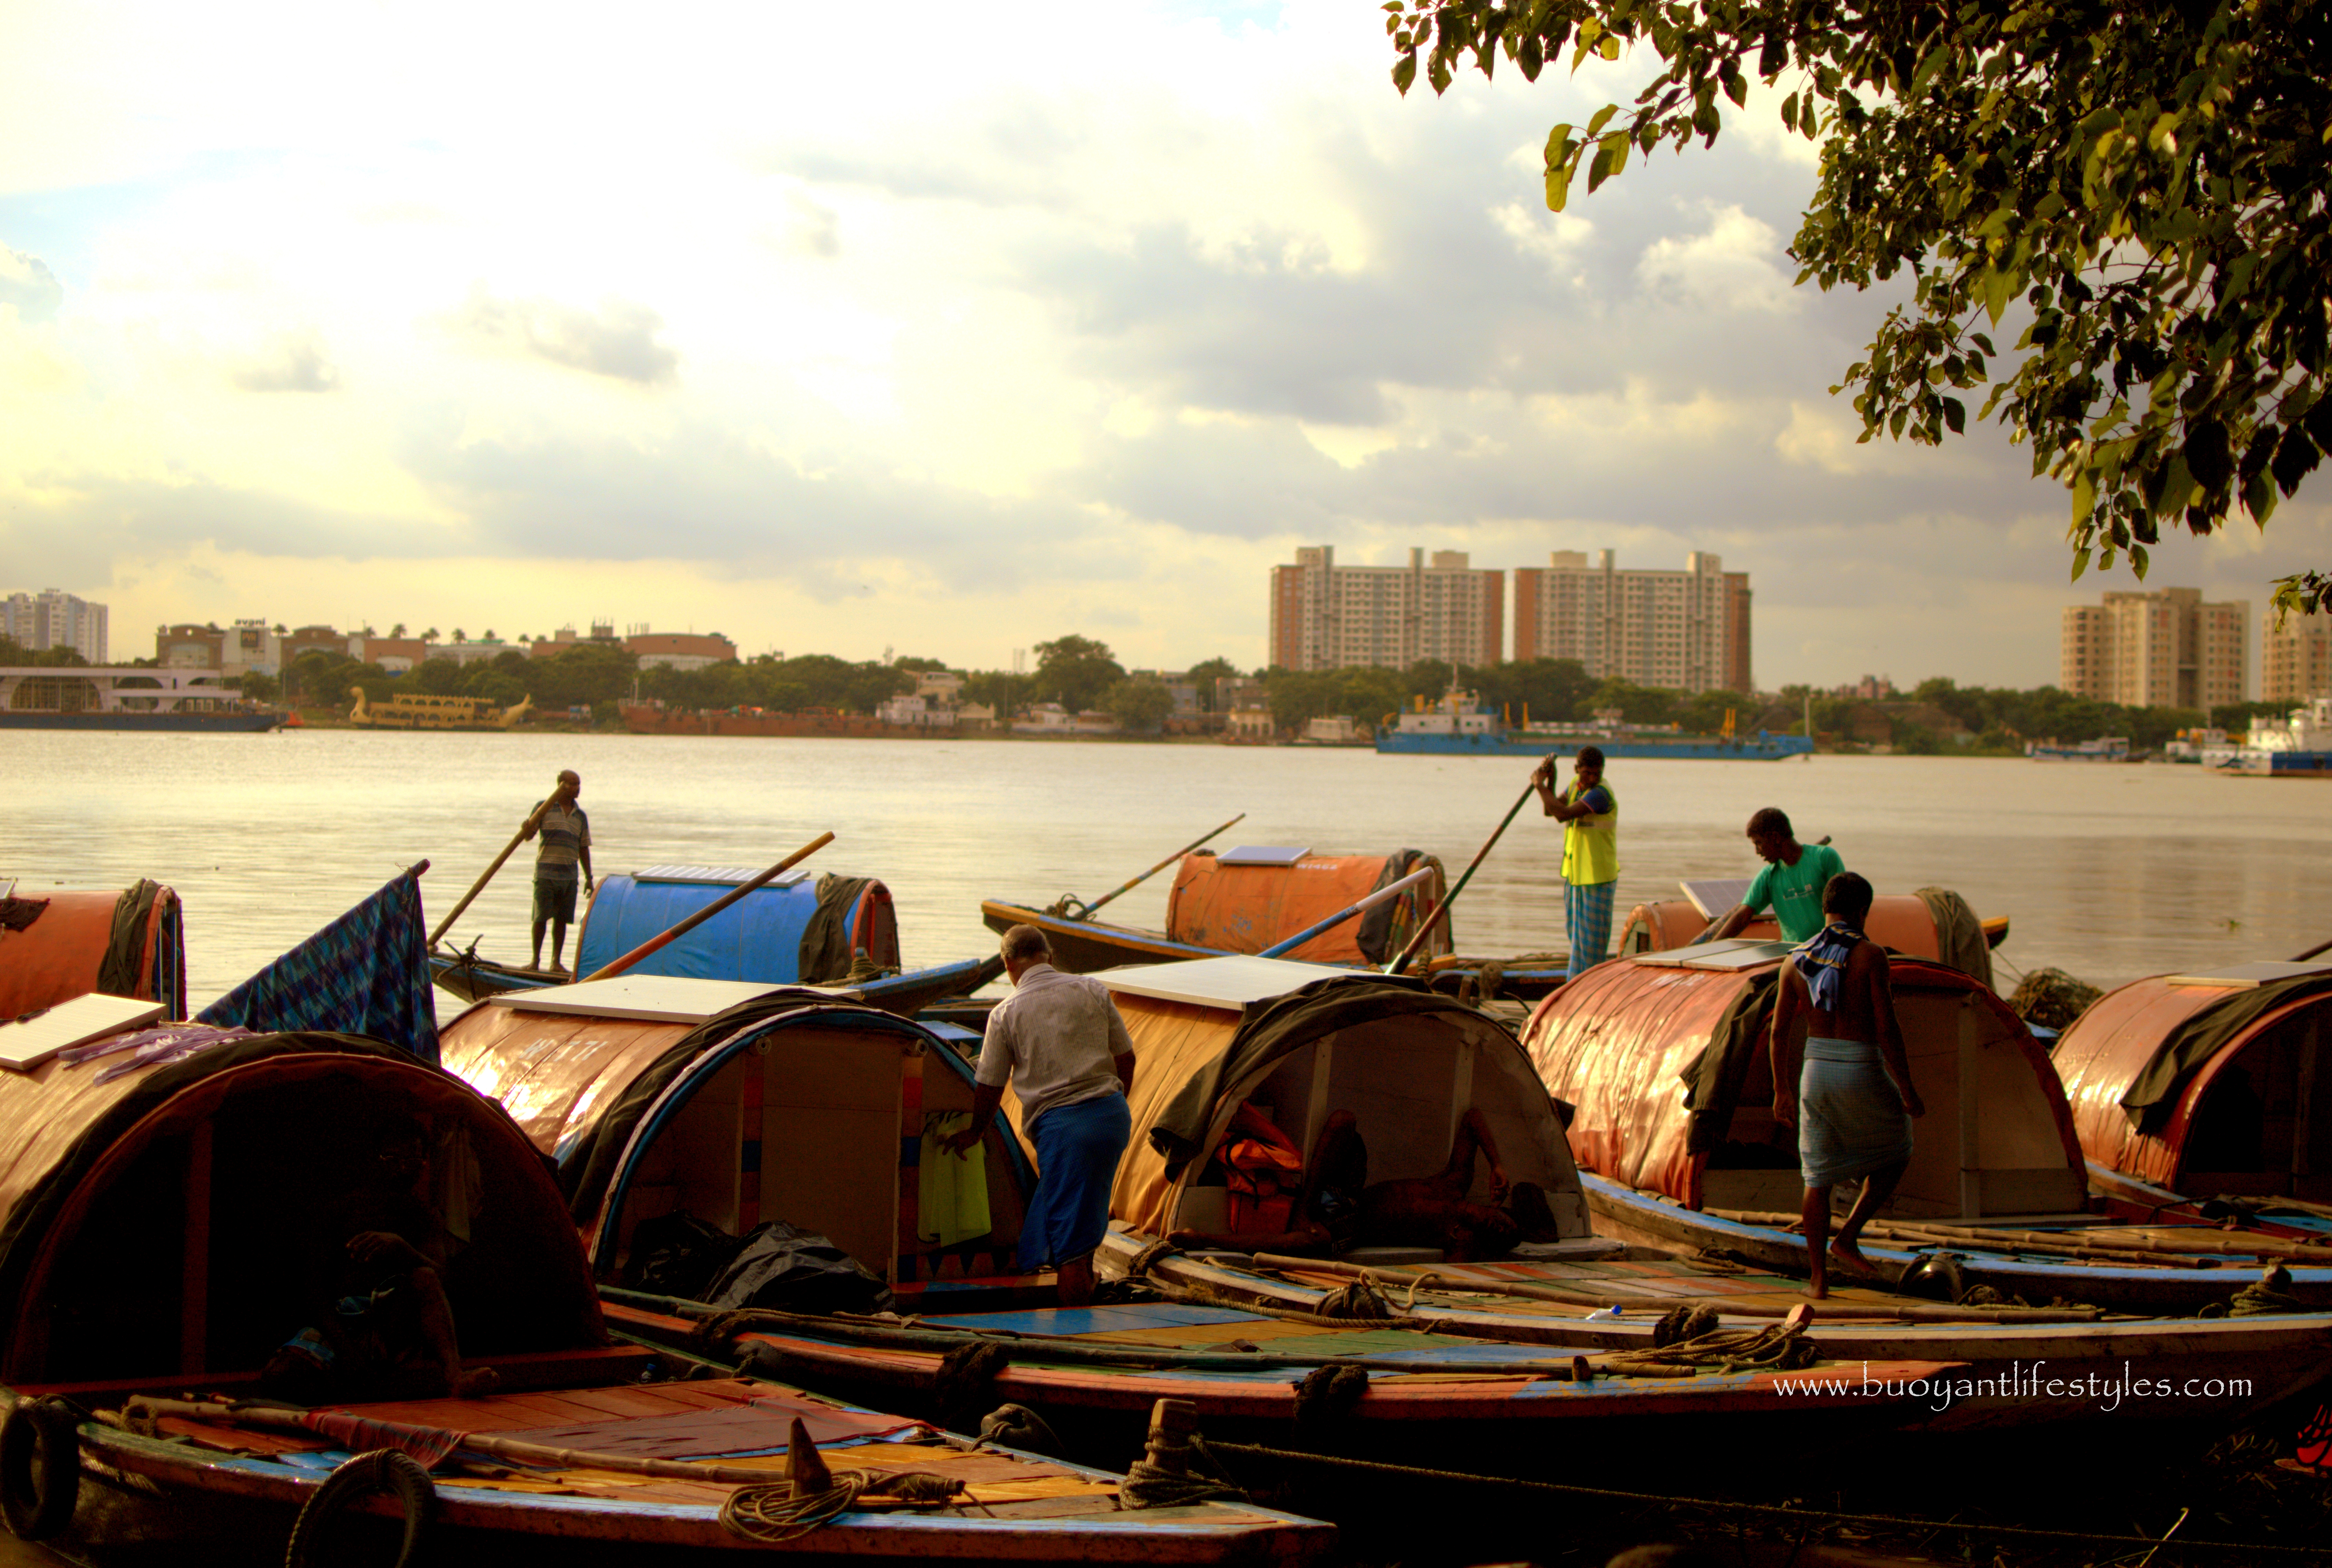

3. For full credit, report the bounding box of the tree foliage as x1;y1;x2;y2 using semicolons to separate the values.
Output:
1033;634;1126;712
0;635;90;668
1105;674;1177;732
1184;656;1242;711
1394;0;2332;615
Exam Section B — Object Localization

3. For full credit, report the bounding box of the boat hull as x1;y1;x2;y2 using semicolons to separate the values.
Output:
428;951;1003;1015
0;710;282;732
1376;731;1812;760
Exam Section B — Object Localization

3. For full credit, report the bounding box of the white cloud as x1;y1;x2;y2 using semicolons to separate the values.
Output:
1636;202;1799;314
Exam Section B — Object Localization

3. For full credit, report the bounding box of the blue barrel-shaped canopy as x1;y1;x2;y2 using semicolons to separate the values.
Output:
575;866;899;983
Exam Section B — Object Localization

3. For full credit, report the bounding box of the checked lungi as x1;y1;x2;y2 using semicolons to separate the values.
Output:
1565;880;1616;980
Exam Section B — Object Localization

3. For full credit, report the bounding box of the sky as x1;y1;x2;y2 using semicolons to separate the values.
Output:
2;0;2325;691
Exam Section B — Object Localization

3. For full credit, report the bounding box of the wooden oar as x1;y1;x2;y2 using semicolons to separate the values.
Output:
2290;936;2332;962
580;832;834;983
1384;784;1537;975
426;797;564;949
1058;813;1245;920
1258;865;1436;959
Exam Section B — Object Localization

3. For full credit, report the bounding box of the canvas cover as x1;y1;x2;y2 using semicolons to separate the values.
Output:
1621;893;1953;965
0;1029;604;1378
0;882;184;1021
575;873;900;986
1107;973;1583;1239
1166;851;1448;964
1524;952;2082;1215
2055;975;2332;1183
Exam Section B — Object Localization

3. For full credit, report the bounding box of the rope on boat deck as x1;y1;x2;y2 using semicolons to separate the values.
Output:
1195;1440;2329;1558
719;1470;964;1543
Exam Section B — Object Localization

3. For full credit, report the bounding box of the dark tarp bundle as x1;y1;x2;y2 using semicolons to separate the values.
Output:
556;989;858;1225
701;1219;893;1315
620;1210;747;1300
798;875;875;984
1915;887;1994;990
1142;973;1466;1176
1354;850;1442;966
197;867;439;1065
2119;973;2332;1132
1678;973;1781;1156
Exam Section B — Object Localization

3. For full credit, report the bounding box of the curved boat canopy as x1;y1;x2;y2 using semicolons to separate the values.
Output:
0;1025;600;1385
1086;955;1593;1248
576;867;901;984
0;881;184;1021
439;977;1033;1286
1522;944;2085;1221
1619;888;1998;988
1164;849;1448;965
2053;960;2332;1198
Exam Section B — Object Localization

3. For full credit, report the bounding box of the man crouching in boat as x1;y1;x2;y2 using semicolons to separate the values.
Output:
943;924;1135;1307
1770;871;1925;1299
263;1116;499;1402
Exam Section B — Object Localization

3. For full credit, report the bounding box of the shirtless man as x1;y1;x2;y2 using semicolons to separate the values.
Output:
1769;871;1926;1299
1169;1108;1522;1262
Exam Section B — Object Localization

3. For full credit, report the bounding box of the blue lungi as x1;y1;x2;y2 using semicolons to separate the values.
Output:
1018;1091;1131;1272
1566;880;1616;979
1798;1036;1914;1187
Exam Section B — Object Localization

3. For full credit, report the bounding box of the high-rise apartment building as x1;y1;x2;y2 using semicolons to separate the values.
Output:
3;589;108;663
2263;612;2332;706
1267;547;1504;672
1511;550;1750;694
2060;587;2248;709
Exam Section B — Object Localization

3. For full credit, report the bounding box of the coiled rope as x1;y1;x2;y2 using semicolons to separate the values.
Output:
719;1470;963;1543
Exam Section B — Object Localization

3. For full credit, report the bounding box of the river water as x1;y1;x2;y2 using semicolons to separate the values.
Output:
4;730;2324;1008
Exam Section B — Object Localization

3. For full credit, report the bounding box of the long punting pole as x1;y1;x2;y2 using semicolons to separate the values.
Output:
1383;781;1539;976
580;832;835;983
427;798;562;949
2293;936;2332;963
1070;813;1246;920
1258;864;1436;959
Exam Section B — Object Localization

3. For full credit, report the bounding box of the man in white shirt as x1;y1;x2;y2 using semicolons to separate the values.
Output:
943;925;1135;1305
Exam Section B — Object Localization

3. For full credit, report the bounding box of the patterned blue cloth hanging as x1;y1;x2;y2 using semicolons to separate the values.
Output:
197;865;439;1065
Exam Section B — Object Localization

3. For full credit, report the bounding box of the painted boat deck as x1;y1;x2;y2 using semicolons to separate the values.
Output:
79;1369;1336;1558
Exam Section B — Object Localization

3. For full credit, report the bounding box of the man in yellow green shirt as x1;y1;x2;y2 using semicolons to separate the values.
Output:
1533;745;1617;981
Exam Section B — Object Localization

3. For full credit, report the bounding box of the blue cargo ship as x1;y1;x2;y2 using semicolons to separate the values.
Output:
1374;693;1812;760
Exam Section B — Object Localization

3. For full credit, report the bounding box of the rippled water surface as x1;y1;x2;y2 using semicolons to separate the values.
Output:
4;729;2326;1008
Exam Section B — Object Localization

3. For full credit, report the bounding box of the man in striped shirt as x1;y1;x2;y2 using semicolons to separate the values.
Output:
522;770;594;974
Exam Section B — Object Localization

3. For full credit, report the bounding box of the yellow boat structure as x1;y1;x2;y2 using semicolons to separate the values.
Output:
349;688;533;729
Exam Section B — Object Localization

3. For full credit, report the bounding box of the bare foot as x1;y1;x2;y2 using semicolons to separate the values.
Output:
1828;1239;1880;1277
452;1366;501;1398
1056;1257;1097;1308
1805;1274;1829;1301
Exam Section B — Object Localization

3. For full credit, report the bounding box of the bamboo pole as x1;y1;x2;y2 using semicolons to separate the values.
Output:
427;798;563;949
1702;1207;2324;1264
1258;865;1435;959
1242;1254;2101;1324
1061;814;1245;920
580;832;834;983
1385;783;1537;976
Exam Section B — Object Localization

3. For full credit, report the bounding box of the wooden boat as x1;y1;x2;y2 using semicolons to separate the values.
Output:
437;976;1044;1297
2050;957;2332;1207
1518;941;2332;1313
349;688;532;729
432;863;1003;1013
0;878;184;1021
0;1017;1331;1563
985;845;1571;1000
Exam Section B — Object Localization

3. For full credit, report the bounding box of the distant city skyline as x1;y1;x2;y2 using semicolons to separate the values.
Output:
4;1;2325;686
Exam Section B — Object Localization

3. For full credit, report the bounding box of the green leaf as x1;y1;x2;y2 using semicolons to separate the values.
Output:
1393;51;1417;94
1585;103;1618;137
1544;123;1573;161
1544;159;1573;211
1979;266;2015;327
2070;467;2098;524
2071;545;2092;582
1943;397;1965;435
1781;90;1799;131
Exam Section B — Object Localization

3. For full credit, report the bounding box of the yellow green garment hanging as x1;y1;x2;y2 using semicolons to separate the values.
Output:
918;1111;992;1248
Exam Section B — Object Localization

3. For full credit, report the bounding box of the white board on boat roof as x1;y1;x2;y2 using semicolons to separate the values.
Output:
0;993;167;1072
1680;878;1753;918
1217;846;1311;867
1098;954;1355;1009
485;975;853;1023
1633;939;1795;972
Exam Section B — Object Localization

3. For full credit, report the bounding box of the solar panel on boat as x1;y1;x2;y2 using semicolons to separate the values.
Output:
631;865;814;887
1217;846;1311;867
485;975;840;1022
1679;878;1753;918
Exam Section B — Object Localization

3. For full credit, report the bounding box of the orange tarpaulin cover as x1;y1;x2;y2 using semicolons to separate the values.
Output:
0;887;176;1020
1166;854;1447;964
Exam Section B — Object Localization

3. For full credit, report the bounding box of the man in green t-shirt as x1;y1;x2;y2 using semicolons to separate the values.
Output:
1709;807;1844;944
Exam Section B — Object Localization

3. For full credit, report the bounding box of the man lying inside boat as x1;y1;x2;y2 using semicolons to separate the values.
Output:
261;1114;501;1403
1168;1107;1563;1263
